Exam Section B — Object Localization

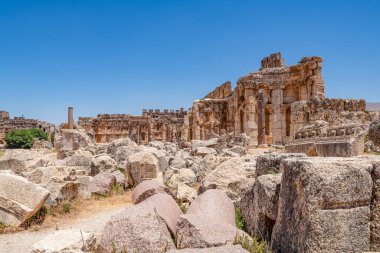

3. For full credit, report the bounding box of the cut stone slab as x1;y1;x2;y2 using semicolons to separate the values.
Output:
271;157;373;253
176;214;248;249
89;172;116;196
98;200;175;253
239;173;281;241
132;179;173;204
112;170;126;187
0;173;50;226
143;193;182;235
176;182;198;202
30;229;96;253
194;147;217;157
255;153;305;178
187;189;235;226
127;151;160;186
168;245;249;252
202;157;255;202
90;154;117;176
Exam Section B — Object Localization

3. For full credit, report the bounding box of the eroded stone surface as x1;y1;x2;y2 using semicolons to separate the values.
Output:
0;173;50;226
271;157;373;253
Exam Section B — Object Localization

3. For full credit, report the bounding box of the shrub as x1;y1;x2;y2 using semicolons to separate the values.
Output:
5;128;48;149
62;202;72;213
28;128;48;141
22;205;48;227
234;234;272;253
235;207;245;230
0;221;8;229
112;183;124;195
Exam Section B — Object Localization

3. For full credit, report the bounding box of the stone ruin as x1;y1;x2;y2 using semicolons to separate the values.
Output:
77;108;187;144
182;52;377;156
0;110;54;146
67;52;378;157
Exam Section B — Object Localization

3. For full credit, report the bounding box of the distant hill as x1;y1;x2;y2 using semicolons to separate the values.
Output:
366;103;380;112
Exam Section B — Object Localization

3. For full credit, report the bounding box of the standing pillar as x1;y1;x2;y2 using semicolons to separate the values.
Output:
137;124;141;144
148;121;151;142
257;93;265;145
68;107;74;129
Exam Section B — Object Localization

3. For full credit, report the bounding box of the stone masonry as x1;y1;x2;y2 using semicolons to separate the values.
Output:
0;110;54;145
78;109;187;144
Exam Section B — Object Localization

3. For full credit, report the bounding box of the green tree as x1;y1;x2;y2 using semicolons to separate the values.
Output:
5;128;48;149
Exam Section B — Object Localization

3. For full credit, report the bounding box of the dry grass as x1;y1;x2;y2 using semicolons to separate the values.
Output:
43;190;132;228
0;190;132;234
0;150;4;158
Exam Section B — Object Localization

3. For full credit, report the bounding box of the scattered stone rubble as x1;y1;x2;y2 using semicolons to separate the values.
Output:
1;53;380;252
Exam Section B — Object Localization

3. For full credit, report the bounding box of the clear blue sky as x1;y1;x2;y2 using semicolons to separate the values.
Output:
1;0;379;124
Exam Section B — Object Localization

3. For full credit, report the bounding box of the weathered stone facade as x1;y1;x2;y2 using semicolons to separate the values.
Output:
75;53;372;157
0;111;54;145
183;53;370;153
78;109;187;144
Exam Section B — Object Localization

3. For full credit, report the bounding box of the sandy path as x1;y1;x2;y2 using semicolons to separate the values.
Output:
0;193;132;253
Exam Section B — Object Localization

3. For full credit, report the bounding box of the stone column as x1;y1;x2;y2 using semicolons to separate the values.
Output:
257;92;265;145
137;124;140;145
68;107;74;129
272;88;283;144
148;121;151;142
245;87;258;146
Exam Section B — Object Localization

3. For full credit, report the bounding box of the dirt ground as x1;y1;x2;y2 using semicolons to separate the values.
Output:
0;191;132;253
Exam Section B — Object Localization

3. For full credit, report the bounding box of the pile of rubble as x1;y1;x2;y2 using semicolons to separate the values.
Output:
2;128;380;253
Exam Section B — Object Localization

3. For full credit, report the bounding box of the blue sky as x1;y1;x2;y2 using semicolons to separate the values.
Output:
0;0;379;124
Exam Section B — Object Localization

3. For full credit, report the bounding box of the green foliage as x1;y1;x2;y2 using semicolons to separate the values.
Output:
176;199;188;213
235;207;245;230
22;205;48;227
50;131;55;144
112;183;124;195
111;241;128;253
62;202;72;213
234;234;272;253
5;128;48;149
0;221;8;229
28;128;48;140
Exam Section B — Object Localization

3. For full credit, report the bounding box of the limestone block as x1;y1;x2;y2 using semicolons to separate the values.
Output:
127;151;159;186
30;229;96;253
0;173;50;226
271;157;373;253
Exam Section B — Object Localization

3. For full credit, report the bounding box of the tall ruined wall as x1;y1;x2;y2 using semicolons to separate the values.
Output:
203;81;232;100
186;99;230;140
290;98;369;137
0;115;54;145
184;52;368;149
78;110;186;144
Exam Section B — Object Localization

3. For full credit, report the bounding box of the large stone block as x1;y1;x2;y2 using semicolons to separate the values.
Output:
0;173;50;226
143;193;182;235
132;179;173;204
176;214;248;249
187;189;235;226
98;199;175;253
30;229;96;253
127;151;159;186
168;245;248;253
271;157;373;253
256;153;305;177
201;158;255;202
240;173;281;241
369;119;380;147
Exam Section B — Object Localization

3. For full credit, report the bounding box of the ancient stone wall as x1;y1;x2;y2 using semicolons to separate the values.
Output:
260;52;285;69
0;111;54;144
78;109;187;144
203;81;232;100
184;53;334;146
